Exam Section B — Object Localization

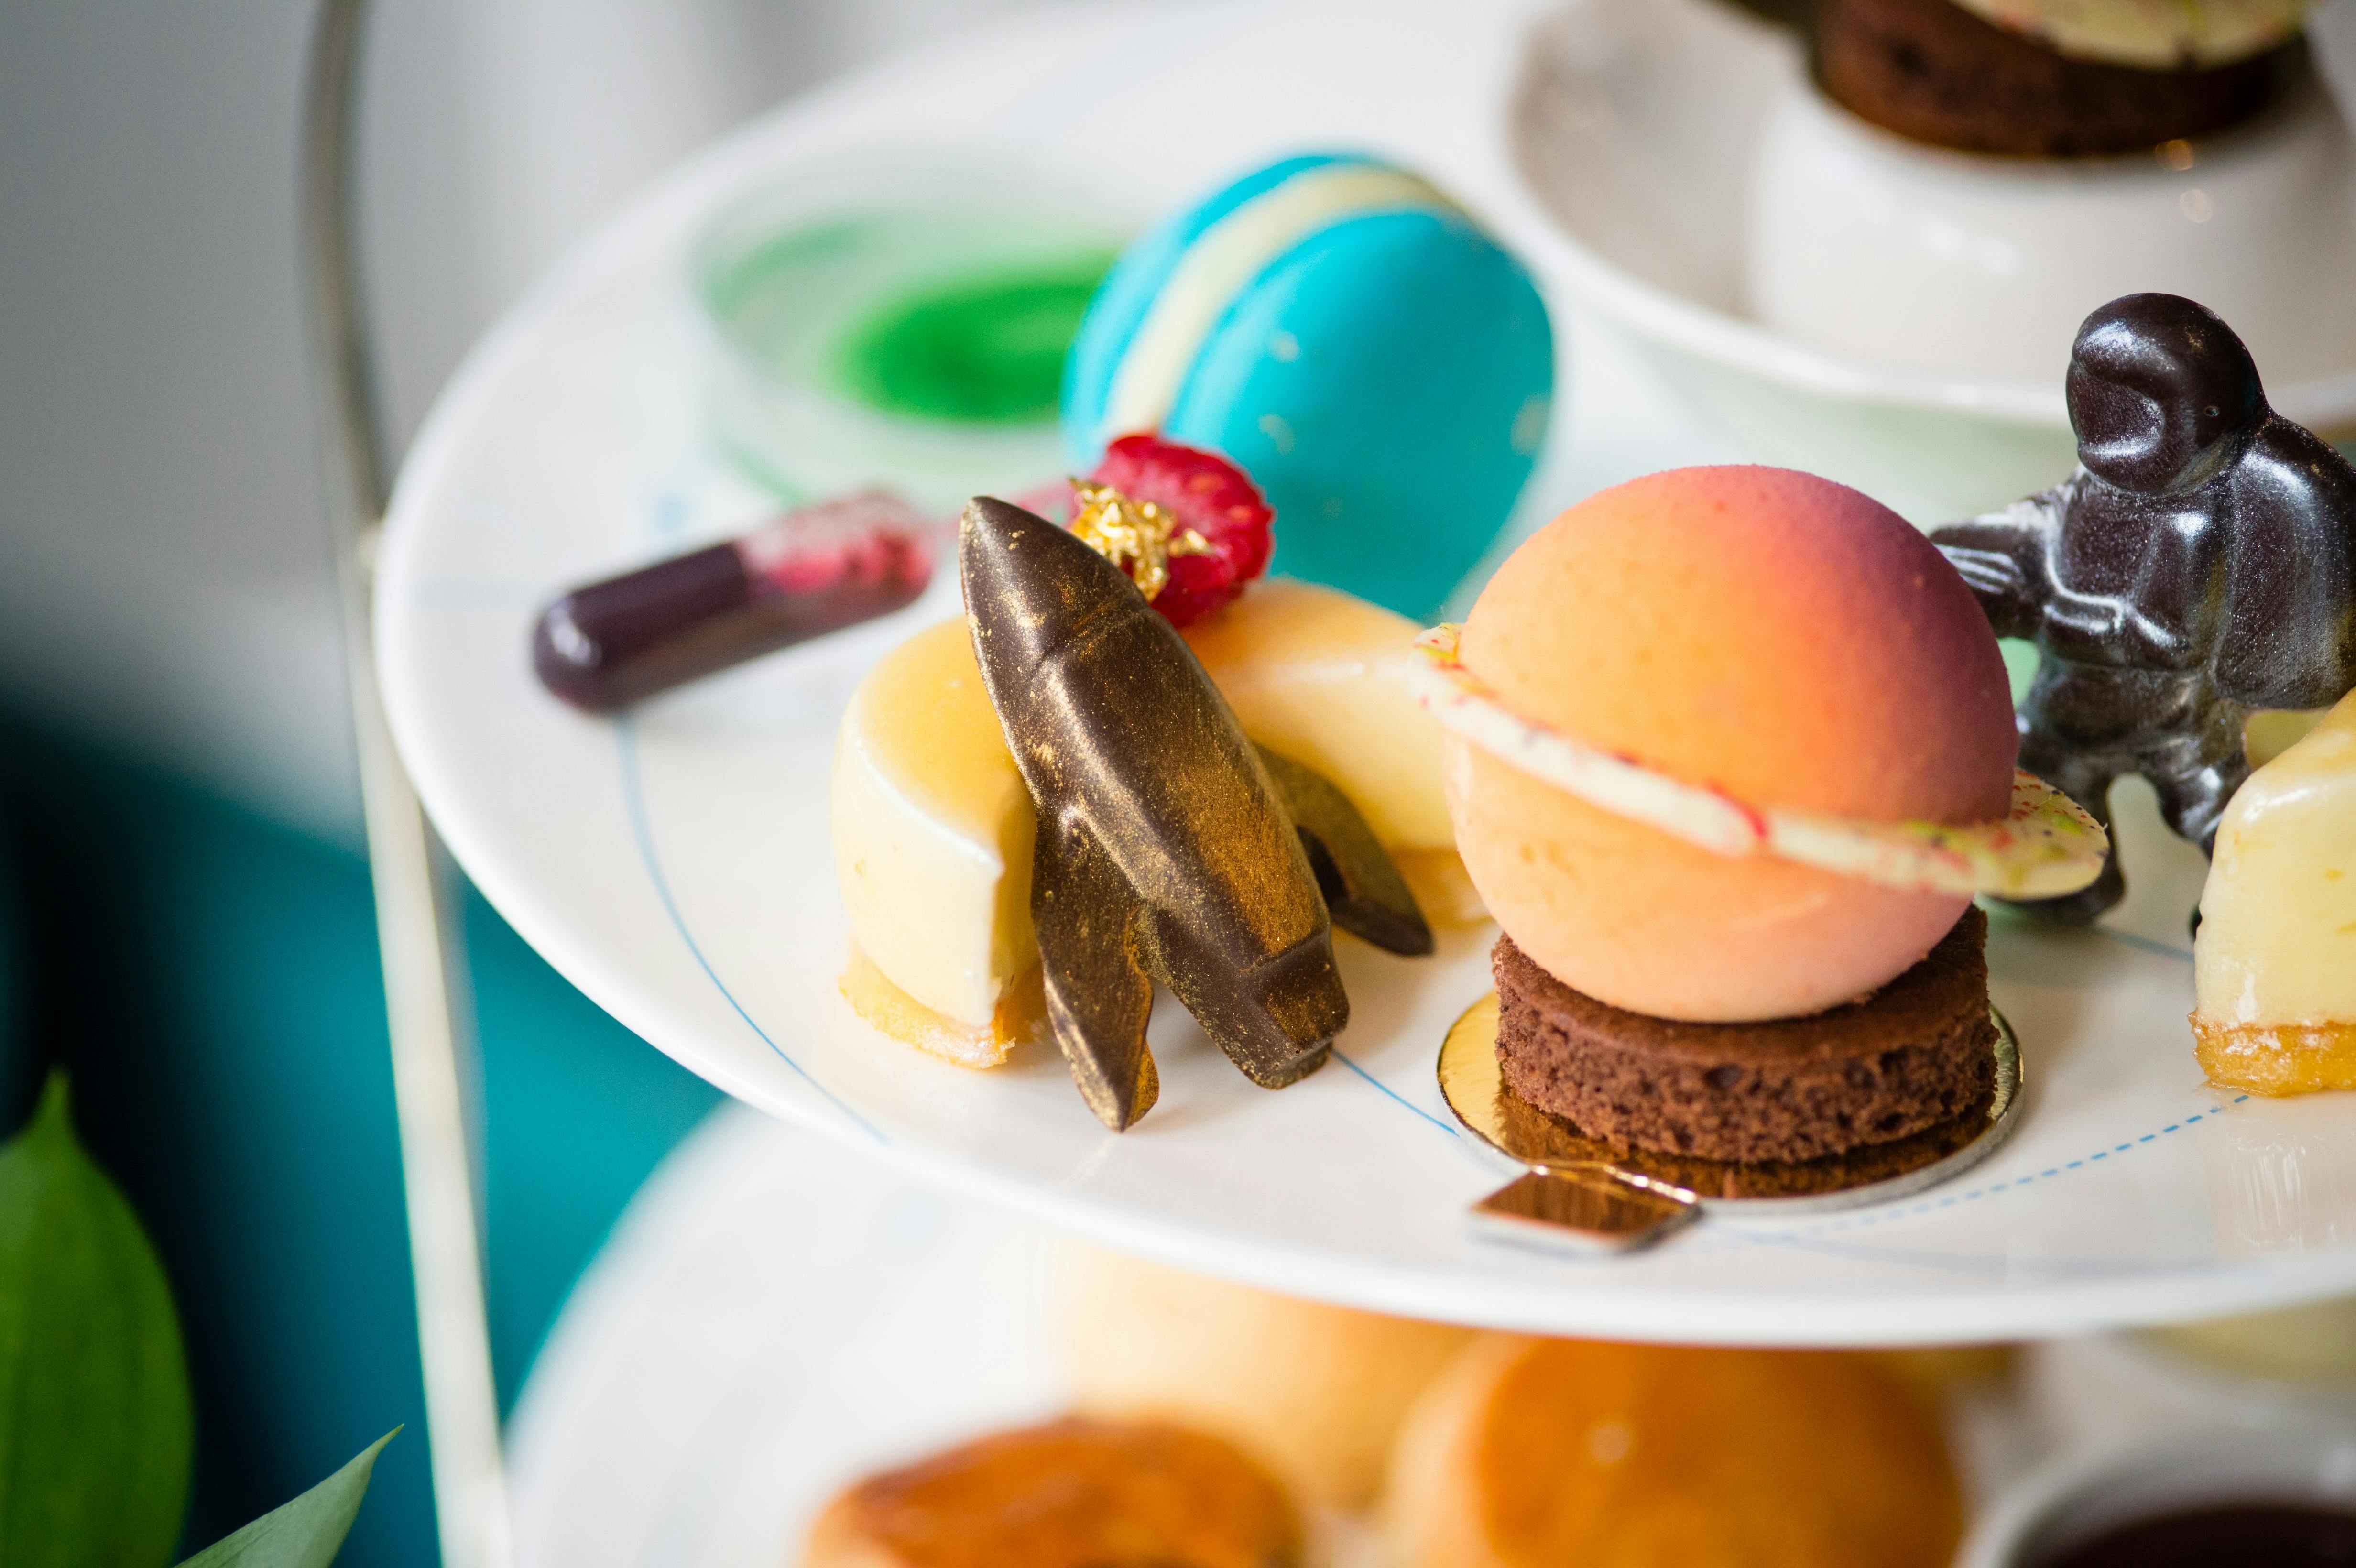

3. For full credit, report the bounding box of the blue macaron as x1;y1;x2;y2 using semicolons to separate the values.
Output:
1062;152;1554;619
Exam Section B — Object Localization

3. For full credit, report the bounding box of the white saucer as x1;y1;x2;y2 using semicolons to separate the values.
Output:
379;0;2356;1344
1508;0;2356;520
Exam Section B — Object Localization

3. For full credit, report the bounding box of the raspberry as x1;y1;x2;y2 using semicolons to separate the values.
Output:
1086;434;1274;627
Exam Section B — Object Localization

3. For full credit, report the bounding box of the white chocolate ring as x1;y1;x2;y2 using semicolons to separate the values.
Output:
1410;624;2106;900
1950;0;2308;71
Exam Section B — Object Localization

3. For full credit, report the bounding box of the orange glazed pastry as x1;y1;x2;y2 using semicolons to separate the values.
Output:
1386;1337;1963;1568
801;1418;1301;1568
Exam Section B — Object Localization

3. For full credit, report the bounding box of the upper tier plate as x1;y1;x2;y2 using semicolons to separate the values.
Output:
377;0;2356;1342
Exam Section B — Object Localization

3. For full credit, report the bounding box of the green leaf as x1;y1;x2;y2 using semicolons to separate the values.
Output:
0;1070;195;1568
174;1430;398;1568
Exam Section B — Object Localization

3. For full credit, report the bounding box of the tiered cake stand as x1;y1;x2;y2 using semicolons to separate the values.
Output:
375;5;2356;1552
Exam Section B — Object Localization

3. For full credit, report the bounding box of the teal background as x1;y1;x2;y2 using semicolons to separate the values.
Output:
0;813;22;1134
0;716;719;1565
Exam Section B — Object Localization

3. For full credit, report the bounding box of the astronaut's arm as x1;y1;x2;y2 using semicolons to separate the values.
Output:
1930;486;2066;641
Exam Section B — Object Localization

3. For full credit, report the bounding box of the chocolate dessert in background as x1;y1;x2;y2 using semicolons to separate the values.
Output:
1816;0;2303;157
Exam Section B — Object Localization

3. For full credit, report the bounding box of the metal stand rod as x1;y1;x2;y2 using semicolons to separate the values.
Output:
299;4;513;1565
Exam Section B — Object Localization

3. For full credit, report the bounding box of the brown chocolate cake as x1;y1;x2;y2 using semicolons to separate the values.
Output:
1816;0;2300;157
1494;906;1996;1164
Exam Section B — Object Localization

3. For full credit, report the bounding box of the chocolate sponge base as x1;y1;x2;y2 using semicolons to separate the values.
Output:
1494;907;1996;1165
1816;0;2298;158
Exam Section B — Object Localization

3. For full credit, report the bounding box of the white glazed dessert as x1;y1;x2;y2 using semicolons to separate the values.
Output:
1745;73;2356;385
830;582;1468;1066
2193;689;2356;1094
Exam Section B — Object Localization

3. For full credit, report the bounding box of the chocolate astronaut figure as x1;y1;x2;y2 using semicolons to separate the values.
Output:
1932;294;2356;922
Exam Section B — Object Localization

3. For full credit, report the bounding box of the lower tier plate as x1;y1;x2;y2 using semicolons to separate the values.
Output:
507;1109;2356;1568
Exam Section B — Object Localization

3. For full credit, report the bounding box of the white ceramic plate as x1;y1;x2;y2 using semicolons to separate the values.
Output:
380;0;2356;1344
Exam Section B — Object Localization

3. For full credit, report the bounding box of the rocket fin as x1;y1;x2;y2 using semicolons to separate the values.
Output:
1254;744;1435;957
1032;816;1160;1131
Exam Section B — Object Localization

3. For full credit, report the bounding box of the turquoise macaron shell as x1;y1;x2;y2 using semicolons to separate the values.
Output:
1062;159;1553;620
1062;152;1376;455
1164;207;1550;618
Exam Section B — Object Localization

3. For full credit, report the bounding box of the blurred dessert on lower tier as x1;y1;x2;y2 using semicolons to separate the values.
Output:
1873;1342;2019;1403
818;1255;2016;1568
2142;1292;2356;1387
1384;1337;1963;1568
1062;1248;1475;1512
800;1416;1300;1568
2194;689;2356;1094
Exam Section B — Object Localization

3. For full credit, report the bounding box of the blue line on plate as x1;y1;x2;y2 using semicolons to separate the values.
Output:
616;716;886;1143
1753;1094;2244;1252
1331;1047;1460;1140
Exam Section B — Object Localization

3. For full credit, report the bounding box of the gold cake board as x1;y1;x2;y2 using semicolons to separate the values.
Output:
1437;993;2023;1253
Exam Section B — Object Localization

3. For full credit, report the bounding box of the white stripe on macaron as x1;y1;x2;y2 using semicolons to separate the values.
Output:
1097;163;1457;444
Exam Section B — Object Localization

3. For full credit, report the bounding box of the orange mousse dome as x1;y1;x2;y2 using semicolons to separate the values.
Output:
1448;466;2017;1021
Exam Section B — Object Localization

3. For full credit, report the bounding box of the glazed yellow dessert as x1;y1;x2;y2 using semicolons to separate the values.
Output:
1063;1246;1473;1510
831;582;1469;1065
1385;1337;1962;1568
2194;689;2356;1095
831;620;1039;1067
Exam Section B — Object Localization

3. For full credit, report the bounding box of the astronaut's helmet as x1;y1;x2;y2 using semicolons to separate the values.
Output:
2068;294;2265;495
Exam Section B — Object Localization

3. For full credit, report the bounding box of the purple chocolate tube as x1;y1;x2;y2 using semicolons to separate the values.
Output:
533;492;934;712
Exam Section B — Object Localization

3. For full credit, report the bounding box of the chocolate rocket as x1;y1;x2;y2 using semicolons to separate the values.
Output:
961;496;1423;1130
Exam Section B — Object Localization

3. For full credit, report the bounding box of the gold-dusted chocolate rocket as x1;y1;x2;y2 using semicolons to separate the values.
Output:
960;497;1412;1130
